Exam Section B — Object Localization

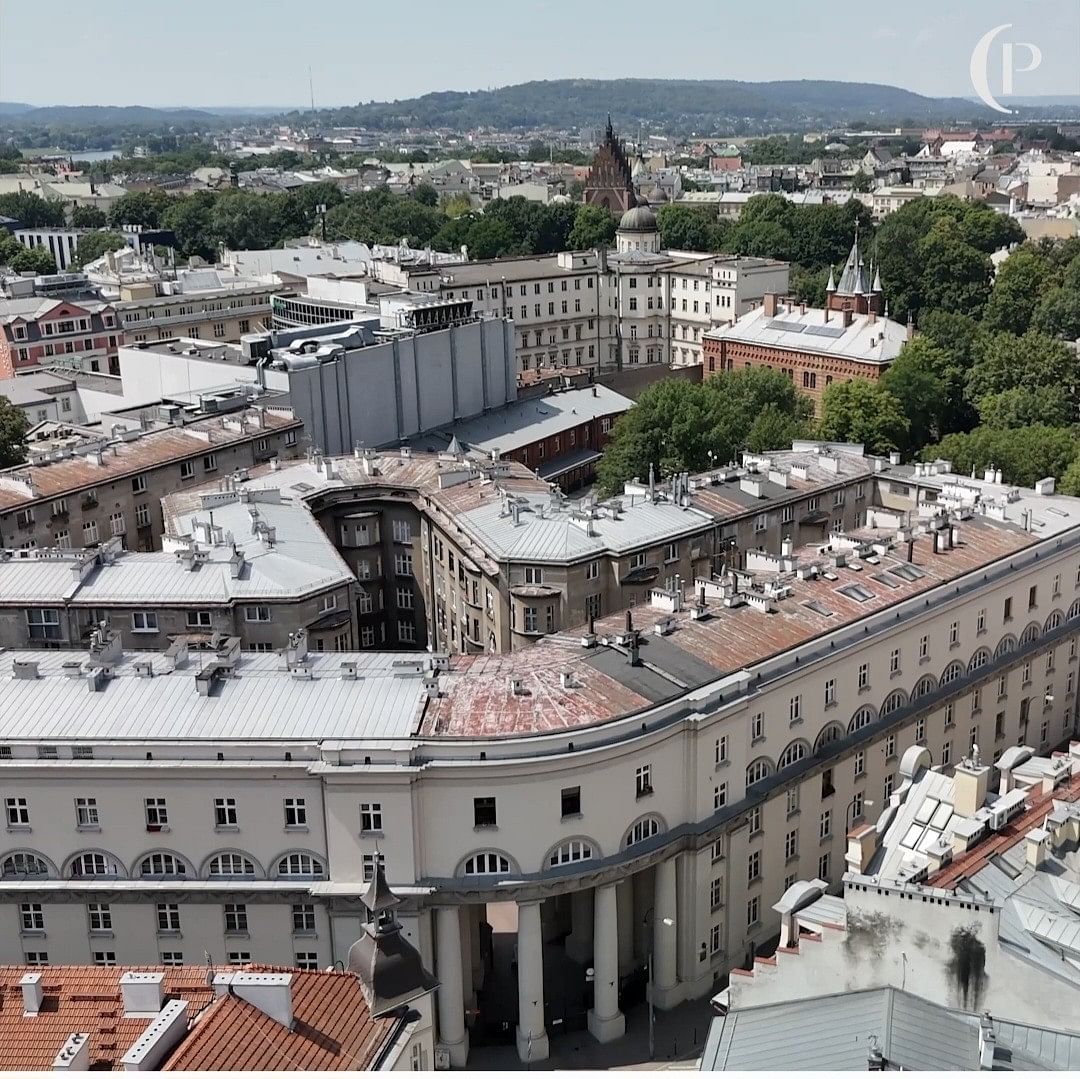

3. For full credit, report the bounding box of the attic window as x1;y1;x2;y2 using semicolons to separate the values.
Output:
870;573;899;589
803;600;834;617
291;483;314;493
838;583;874;602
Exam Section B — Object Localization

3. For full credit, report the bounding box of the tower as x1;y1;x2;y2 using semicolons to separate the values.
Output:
827;225;883;316
583;117;636;214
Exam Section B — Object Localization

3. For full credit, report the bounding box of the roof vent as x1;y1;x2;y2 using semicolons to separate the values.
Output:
52;1032;90;1071
119;971;164;1017
12;659;39;680
119;998;189;1070
214;972;294;1029
21;972;43;1016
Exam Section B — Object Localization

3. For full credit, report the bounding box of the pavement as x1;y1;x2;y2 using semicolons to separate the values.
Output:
465;993;714;1071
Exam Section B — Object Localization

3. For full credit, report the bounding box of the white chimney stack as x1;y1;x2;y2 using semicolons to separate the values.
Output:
21;972;43;1015
214;972;294;1029
53;1033;91;1071
119;972;165;1016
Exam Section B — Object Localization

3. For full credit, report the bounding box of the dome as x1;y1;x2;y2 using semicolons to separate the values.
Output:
618;202;658;232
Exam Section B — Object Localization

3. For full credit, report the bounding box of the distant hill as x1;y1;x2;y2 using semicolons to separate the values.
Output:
291;78;1001;133
0;104;235;128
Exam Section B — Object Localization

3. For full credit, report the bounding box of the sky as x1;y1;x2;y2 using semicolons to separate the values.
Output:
1;0;1077;109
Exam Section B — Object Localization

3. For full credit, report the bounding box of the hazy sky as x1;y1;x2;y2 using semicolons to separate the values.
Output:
1;0;1077;108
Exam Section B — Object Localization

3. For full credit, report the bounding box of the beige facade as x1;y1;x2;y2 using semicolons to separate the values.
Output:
117;282;275;344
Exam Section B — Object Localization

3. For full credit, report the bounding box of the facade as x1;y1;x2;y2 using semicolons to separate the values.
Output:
2;446;1077;1064
13;228;85;273
0;371;80;427
0;296;123;378
583;119;637;213
0;406;303;552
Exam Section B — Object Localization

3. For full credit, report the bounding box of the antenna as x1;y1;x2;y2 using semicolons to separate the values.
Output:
308;66;315;114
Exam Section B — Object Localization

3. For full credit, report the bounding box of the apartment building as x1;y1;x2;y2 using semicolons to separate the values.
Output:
0;490;356;653
0;406;303;552
0;463;1078;1065
0;296;122;378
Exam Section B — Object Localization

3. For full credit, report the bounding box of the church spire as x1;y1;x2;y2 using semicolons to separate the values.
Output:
826;265;836;292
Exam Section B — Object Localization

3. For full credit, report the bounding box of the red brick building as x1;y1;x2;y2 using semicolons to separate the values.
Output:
703;236;911;412
583;118;636;214
0;297;123;378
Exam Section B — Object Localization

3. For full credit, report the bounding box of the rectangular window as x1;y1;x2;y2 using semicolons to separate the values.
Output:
392;520;412;544
26;608;62;641
747;850;761;883
710;876;723;912
824;679;836;706
714;782;727;809
294;952;319;970
523;565;544;585
135;504;151;528
214;798;237;827
858;663;869;690
244;605;270;623
132;475;147;494
93;951;117;967
292;903;317;934
751;712;764;741
284;798;307;828
885;733;896;759
585;560;599;581
394;552;413;576
203;454;218;473
132;611;159;633
748;806;761;834
5;797;29;826
362;852;386;882
157;904;181;933
819;810;832;839
919;635;929;660
789;695;802;725
360;802;383;833
144;797;168;828
784;829;799;861
949;621;959;647
977;608;986;634
75;797;99;828
1029;585;1038;610
88;903;112;932
889;648;900;674
818;852;831;881
635;764;653;798
227;951;251;964
942;740;952;766
473;796;497;828
715;735;729;765
1004;597;1012;622
24;952;48;966
787;787;800;816
747;896;760;928
561;786;581;818
20;903;44;932
224;904;248;934
160;952;183;967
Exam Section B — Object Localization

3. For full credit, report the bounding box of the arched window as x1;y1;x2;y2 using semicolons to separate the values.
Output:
207;853;256;879
881;690;906;717
995;634;1017;658
624;816;663;848
940;661;964;686
276;853;325;879
814;722;844;752
139;852;186;878
1045;610;1063;632
849;706;874;734
462;852;509;876
1069;599;1080;620
777;740;809;771
912;675;936;700
968;648;990;672
69;852;121;879
1020;622;1040;646
746;757;773;788
547;839;596;868
1;851;50;879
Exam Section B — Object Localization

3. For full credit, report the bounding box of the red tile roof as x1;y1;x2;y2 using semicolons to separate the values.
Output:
162;967;399;1071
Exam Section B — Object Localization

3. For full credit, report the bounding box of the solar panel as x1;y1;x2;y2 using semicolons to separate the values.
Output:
766;319;806;333
804;324;847;339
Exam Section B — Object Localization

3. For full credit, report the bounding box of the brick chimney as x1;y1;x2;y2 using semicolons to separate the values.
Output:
842;308;853;328
763;293;777;318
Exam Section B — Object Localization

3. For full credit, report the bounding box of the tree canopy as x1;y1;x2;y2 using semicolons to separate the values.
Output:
0;395;29;468
72;230;128;269
816;379;910;456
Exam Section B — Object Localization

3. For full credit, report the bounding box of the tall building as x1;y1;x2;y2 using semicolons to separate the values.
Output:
583;118;637;214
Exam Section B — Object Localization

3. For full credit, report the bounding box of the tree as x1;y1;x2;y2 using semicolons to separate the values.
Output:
566;204;616;250
72;230;129;269
595;368;812;495
915;215;992;318
966;330;1079;403
976;385;1073;429
1032;286;1080;341
880;339;948;453
71;204;107;228
0;230;56;274
816;379;909;455
981;245;1052;335
921;425;1079;489
1058;455;1080;497
107;189;171;229
0;191;65;228
0;395;28;467
851;169;873;193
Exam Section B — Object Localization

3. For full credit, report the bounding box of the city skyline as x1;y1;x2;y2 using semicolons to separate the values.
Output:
1;0;1077;110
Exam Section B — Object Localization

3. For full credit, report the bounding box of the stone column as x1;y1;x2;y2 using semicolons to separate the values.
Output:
587;883;625;1043
652;857;682;1009
435;906;469;1067
515;900;549;1063
616;877;634;975
565;888;594;964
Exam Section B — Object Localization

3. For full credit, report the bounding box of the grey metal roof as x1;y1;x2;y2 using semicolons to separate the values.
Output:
0;649;425;744
702;987;983;1071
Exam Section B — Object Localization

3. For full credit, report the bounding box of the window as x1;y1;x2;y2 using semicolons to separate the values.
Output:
854;748;866;776
392;520;412;544
883;772;895;800
1004;597;1013;621
6;797;29;827
360;803;383;833
747;850;761;883
26;608;62;641
1029;585;1038;610
625;817;661;847
818;852;832;881
88;903;112;932
160;952;183;967
292;904;317;934
549;839;594;866
710;876;724;911
203;454;218;473
747;896;760;928
919;634;929;661
849;706;873;733
208;853;255;878
712;837;726;862
70;853;117;879
474;796;497;828
857;663;869;690
746;758;771;787
824;678;836;707
889;648;900;674
94;951;117;967
144;798;168;828
715;736;729;766
284;798;307;828
714;782;728;809
244;604;272;624
942;740;952;766
787;787;800;816
949;622;959;647
635;764;653;798
394;552;413;576
819;810;832;839
398;621;416;643
561;787;581;817
462;852;508;875
784;828;799;861
71;796;100;829
294;951;319;970
748;806;761;834
140;853;184;878
135;504;151;529
778;741;807;770
977;608;986;634
132;475;147;494
277;853;325;879
396;586;413;610
750;712;764;741
214;798;237;828
157;904;181;932
585;560;599;581
224;904;248;934
132;611;159;634
524;565;544;584
227;951;251;964
20;903;44;932
789;695;802;725
84;520;99;545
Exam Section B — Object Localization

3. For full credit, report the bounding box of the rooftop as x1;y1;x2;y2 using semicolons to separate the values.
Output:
705;298;908;366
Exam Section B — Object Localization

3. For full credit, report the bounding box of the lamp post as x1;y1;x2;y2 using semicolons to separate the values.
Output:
644;907;675;1061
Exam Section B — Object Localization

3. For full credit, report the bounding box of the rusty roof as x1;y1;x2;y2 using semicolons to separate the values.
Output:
0;410;301;512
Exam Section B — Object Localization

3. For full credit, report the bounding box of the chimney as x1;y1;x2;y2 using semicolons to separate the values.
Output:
1025;826;1050;868
842;308;853;328
21;972;43;1015
952;756;990;816
763;293;777;318
845;823;879;874
53;1033;91;1072
215;972;294;1029
120;972;164;1016
979;1015;997;1070
119;999;189;1071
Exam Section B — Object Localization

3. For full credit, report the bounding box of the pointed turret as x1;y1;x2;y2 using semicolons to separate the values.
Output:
347;859;438;1017
826;265;836;293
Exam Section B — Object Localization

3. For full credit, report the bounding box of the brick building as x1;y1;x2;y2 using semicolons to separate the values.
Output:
703;235;910;412
583;118;636;214
0;297;123;378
